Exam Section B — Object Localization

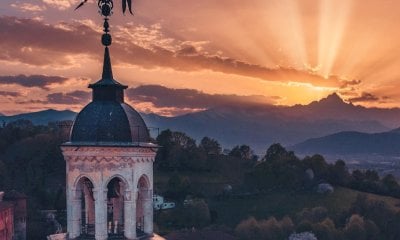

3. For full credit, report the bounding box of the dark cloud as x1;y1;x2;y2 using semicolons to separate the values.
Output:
15;99;48;104
176;45;199;56
126;84;274;109
47;90;91;104
0;16;344;88
0;91;21;97
340;79;361;89
0;74;69;89
0;16;100;66
348;92;380;103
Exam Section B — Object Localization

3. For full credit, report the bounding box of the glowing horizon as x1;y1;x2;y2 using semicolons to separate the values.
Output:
0;0;400;115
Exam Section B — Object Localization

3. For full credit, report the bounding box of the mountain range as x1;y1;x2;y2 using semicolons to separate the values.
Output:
291;130;400;157
2;93;400;154
0;109;76;125
142;93;400;153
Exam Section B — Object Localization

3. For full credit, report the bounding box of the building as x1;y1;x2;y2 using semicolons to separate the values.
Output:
0;192;13;240
153;195;175;210
4;190;27;240
60;13;158;240
0;191;27;240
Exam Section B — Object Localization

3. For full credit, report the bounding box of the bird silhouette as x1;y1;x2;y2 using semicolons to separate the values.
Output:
75;0;133;15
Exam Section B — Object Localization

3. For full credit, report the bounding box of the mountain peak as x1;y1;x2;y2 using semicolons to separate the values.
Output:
311;93;347;108
321;93;344;103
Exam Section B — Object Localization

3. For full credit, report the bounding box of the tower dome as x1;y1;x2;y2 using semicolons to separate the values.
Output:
62;4;157;240
68;47;150;145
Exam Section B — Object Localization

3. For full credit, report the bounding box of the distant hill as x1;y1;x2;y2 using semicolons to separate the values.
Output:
142;106;388;153
4;93;400;152
0;109;76;125
143;93;398;152
287;93;400;128
291;130;400;156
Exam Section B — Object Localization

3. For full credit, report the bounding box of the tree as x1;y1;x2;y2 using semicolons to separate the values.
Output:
328;160;350;185
312;218;338;240
235;217;259;240
297;207;328;224
365;170;379;182
155;130;201;171
235;216;294;240
199;137;221;155
303;155;329;181
165;174;191;200
382;174;399;193
263;143;296;162
0;160;8;189
344;215;366;240
230;145;255;161
258;217;282;240
247;144;303;190
183;199;211;227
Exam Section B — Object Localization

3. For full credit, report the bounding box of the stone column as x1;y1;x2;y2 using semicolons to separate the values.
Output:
143;189;153;235
124;190;136;239
68;188;82;239
94;188;108;240
83;183;95;225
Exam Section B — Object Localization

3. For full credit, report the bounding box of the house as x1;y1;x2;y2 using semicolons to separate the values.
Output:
153;195;176;210
4;190;27;240
0;192;14;240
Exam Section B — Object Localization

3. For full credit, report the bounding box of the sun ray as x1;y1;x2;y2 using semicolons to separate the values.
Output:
318;0;353;78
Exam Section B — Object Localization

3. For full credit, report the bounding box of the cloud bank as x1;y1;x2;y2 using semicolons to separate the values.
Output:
0;16;347;88
0;74;68;89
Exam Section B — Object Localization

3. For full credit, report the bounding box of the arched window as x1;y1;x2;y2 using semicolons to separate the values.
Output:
106;176;127;237
136;175;150;236
76;177;95;237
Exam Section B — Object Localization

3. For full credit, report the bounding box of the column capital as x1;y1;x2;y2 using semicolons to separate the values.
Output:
124;190;131;201
93;188;108;202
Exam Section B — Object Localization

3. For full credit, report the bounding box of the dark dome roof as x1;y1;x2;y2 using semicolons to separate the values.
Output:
70;101;150;143
68;47;150;145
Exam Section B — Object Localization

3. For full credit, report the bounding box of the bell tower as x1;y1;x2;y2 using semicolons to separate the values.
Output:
61;2;158;239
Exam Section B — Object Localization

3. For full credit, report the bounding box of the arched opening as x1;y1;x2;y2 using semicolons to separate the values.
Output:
106;177;126;237
76;177;95;237
136;175;151;236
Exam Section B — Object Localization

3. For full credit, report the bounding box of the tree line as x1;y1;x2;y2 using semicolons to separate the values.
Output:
235;193;400;240
2;121;400;239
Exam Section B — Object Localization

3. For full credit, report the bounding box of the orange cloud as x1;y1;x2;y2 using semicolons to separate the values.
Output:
0;16;346;89
10;3;47;12
126;84;278;110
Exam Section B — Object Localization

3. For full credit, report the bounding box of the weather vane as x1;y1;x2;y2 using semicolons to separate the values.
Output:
75;0;133;47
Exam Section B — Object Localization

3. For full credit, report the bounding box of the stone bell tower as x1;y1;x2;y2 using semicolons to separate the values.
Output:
61;2;157;239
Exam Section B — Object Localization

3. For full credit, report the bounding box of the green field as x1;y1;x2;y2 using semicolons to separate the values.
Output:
155;170;400;230
208;187;400;227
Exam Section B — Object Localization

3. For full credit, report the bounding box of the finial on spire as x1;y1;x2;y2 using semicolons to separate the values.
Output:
77;0;128;102
102;18;112;46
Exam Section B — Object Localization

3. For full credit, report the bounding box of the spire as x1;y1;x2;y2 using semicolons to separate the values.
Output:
88;17;127;102
102;46;113;80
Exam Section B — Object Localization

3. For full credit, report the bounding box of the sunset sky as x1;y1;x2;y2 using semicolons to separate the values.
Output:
1;0;400;115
